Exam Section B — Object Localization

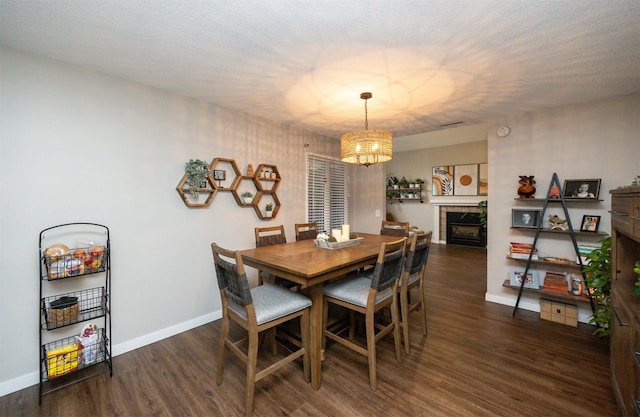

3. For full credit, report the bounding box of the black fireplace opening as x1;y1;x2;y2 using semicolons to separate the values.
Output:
446;212;486;247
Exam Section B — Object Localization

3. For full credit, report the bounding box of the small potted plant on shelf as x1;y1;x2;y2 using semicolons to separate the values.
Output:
387;174;399;189
415;178;424;188
399;177;410;189
265;203;274;217
185;159;210;198
241;191;253;204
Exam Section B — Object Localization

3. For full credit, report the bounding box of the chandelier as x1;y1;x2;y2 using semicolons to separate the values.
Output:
341;92;392;167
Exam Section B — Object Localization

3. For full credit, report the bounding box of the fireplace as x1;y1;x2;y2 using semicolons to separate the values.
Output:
446;212;486;247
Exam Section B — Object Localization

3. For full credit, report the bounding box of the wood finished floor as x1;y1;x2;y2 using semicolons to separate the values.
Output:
1;244;618;417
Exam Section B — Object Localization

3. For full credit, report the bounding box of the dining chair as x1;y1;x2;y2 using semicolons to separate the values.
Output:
322;237;406;391
294;222;318;241
254;225;287;285
211;243;311;417
380;220;410;237
398;231;432;354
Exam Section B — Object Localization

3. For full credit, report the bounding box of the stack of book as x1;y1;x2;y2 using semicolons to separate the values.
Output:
577;244;599;265
509;242;538;260
543;272;569;295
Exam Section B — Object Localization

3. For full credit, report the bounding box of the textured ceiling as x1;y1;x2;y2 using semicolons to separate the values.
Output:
1;1;639;142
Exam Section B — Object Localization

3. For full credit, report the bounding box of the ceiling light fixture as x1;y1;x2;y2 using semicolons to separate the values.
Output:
341;92;392;167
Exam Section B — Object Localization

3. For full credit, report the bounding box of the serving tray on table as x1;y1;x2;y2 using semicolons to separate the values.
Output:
314;237;363;250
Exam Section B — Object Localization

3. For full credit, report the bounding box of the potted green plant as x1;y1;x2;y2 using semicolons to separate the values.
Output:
185;159;210;198
415;177;424;188
386;174;399;189
399;176;410;189
265;203;274;217
477;200;487;230
583;236;612;337
241;191;254;204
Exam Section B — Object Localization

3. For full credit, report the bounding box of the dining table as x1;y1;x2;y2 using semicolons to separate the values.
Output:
238;232;400;390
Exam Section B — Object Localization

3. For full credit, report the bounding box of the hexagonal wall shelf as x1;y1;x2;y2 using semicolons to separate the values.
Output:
255;163;281;192
210;157;241;191
176;173;217;207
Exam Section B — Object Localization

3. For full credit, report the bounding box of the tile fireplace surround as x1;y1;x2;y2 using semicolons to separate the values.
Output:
431;197;486;244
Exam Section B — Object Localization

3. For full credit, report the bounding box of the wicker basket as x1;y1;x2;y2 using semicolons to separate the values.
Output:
49;297;79;327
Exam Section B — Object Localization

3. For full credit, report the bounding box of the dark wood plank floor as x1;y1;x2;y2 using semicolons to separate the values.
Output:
1;244;618;416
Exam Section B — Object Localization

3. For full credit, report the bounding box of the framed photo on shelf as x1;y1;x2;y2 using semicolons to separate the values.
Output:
562;179;601;199
512;209;541;229
509;268;540;289
580;215;601;232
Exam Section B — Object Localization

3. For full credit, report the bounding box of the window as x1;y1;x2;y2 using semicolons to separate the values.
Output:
306;154;349;234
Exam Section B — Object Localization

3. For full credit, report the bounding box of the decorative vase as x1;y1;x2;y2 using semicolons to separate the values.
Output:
517;175;537;198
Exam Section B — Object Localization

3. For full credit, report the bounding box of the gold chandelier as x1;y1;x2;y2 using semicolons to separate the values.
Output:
341;92;392;167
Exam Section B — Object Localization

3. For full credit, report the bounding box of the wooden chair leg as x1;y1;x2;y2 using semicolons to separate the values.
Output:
301;309;311;383
390;296;403;364
418;282;428;336
245;330;259;417
365;310;377;391
400;286;411;354
217;314;229;385
322;299;329;351
269;328;277;356
349;311;356;340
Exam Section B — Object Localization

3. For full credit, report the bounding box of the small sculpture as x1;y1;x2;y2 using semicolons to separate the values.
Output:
517;176;536;198
548;214;568;231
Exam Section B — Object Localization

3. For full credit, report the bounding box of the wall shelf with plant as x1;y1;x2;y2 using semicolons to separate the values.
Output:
176;159;217;207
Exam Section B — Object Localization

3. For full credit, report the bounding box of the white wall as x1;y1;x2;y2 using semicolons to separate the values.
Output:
0;47;343;395
485;94;640;321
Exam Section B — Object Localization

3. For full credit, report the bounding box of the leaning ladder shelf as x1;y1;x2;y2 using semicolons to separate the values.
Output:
512;173;596;316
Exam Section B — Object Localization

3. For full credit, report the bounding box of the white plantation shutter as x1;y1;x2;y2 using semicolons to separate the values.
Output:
306;154;349;234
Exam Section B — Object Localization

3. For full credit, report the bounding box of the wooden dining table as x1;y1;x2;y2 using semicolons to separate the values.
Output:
238;232;399;390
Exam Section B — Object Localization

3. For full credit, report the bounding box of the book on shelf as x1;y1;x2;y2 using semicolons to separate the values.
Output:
508;252;539;260
542;272;569;295
576;244;599;265
509;242;538;260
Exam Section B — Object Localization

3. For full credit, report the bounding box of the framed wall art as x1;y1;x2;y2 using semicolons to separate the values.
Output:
454;164;478;196
562;179;601;199
478;163;488;196
432;166;454;196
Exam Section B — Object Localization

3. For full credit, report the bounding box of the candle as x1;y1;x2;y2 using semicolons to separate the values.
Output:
332;229;342;240
342;224;350;239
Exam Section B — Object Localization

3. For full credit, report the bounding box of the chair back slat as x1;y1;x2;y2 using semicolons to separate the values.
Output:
255;225;287;247
380;220;410;237
212;244;253;307
405;232;432;275
370;238;406;292
295;222;318;241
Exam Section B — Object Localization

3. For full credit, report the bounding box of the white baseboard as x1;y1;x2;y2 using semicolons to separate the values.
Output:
0;310;222;398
